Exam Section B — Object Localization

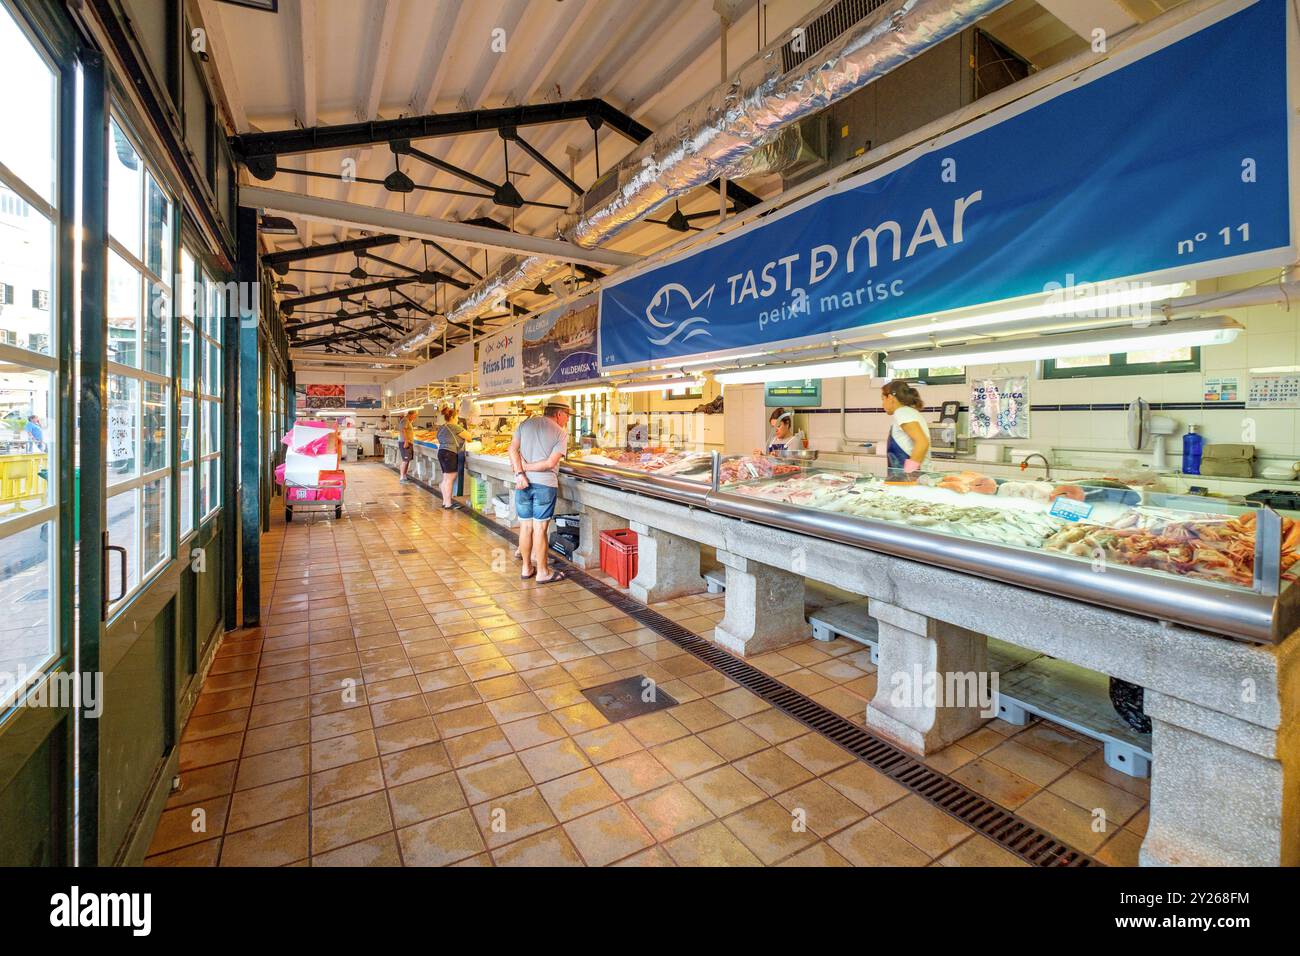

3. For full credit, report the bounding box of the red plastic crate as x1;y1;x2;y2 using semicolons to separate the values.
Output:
599;528;638;588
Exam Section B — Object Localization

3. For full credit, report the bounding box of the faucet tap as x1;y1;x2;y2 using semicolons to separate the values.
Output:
1020;453;1052;481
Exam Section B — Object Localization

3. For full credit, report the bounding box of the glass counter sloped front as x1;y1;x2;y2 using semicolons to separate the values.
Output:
709;458;1298;644
562;445;718;506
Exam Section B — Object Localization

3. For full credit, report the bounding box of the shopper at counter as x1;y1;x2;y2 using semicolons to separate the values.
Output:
436;405;472;510
509;396;571;583
882;380;931;480
398;409;417;483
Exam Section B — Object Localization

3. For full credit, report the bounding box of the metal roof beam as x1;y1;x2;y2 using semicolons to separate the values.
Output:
263;233;401;267
241;185;641;269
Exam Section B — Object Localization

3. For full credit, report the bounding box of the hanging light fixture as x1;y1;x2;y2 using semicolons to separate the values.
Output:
349;255;368;280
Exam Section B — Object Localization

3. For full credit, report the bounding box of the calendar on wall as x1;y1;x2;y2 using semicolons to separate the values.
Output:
1247;373;1300;408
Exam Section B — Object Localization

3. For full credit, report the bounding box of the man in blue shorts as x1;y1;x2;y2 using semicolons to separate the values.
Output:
508;396;570;583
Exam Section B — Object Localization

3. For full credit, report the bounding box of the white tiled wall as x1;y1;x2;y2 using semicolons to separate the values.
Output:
785;270;1300;480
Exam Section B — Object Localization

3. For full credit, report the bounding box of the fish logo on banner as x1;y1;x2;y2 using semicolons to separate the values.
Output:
645;282;714;347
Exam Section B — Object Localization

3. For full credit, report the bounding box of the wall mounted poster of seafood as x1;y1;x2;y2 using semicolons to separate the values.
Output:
523;294;600;389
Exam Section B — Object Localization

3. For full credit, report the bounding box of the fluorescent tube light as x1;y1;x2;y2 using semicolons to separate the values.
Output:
714;357;868;386
886;316;1242;371
672;351;768;369
614;377;707;393
881;282;1191;338
1249;365;1300;374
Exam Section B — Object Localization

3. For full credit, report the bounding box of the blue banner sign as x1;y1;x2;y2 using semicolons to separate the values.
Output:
599;0;1294;371
523;294;600;389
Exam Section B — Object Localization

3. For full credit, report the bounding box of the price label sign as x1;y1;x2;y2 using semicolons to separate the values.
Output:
1050;497;1094;522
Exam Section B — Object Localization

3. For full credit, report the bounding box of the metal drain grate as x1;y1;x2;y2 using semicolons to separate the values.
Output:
396;549;417;555
460;500;1099;866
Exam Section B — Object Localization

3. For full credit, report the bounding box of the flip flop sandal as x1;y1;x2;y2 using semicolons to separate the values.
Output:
520;568;536;579
535;570;566;584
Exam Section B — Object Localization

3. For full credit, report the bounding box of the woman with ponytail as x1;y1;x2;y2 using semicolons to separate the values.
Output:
881;380;931;480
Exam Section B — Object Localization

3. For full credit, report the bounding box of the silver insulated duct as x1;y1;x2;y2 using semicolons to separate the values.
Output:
392;0;1010;354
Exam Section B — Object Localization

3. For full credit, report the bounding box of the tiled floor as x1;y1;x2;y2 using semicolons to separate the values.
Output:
144;463;1149;867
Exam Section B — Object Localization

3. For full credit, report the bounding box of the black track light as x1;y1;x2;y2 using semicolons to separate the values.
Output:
665;202;690;233
259;215;297;235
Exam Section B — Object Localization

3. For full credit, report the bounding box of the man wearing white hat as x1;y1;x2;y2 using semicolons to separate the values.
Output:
508;395;571;583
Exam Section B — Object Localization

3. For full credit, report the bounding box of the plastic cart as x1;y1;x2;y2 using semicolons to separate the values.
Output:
283;469;346;522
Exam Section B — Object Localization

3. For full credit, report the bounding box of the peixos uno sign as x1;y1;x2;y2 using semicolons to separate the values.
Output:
598;0;1295;371
478;328;522;395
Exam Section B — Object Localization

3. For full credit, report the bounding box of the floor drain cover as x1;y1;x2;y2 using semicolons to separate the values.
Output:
396;549;416;555
582;676;678;722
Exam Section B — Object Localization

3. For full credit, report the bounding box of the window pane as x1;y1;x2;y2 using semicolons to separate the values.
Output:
204;276;222;341
109;120;143;259
0;6;56;204
107;251;141;367
145;174;171;281
179;463;193;538
0;369;52;523
0;200;55;356
142;476;167;573
202;399;220;457
179;249;195;321
180;395;193;463
925;365;965;379
203;339;221;396
180;320;194;393
106;488;139;607
0;521;55;704
142;379;168;473
143;279;169;376
1054;354;1113;370
1126;346;1193;366
201;456;219;516
107;374;139;486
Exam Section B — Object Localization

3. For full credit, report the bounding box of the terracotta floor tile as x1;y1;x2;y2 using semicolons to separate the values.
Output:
235;745;310;791
219;814;309;867
563;803;656;866
228;776;310;832
773;780;867;839
1016;790;1110;854
538;768;621;822
683;765;768;817
665;821;761;867
875;795;975;858
827;817;930;867
397;808;487;866
936;834;1030;867
312;832;403;867
180;732;245;771
733;747;815;797
445;726;514;769
778;842;853;867
1048;768;1146;828
312;756;386;806
627;782;714;841
517;737;592;783
471;787;559;849
491;827;585;866
148;797;230;855
950;757;1040;810
499;714;568;751
311;790;394;855
456;753;535;803
374;716;441;755
777;733;853;776
144;839;223;867
311;730;379;772
983;738;1072;788
649;736;725;779
381;742;453;786
432;702;497;739
386;772;468;829
823;761;908;814
723;799;817;865
597;750;675;800
166;761;237;809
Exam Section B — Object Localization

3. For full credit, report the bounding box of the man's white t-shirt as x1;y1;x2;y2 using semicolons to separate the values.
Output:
890;406;932;468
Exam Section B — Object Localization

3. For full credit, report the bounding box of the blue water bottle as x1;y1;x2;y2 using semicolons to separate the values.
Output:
1182;424;1204;475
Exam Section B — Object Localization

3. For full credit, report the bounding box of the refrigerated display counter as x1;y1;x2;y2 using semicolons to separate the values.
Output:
708;457;1297;645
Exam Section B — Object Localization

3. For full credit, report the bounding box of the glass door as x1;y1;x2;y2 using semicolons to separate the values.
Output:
0;0;76;866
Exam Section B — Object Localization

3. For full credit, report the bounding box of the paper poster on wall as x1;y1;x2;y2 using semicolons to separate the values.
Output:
1203;376;1240;403
344;384;383;408
305;384;344;409
108;402;134;463
523;295;599;389
478;328;523;395
970;377;1029;439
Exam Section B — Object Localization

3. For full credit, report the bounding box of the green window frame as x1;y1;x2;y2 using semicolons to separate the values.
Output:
876;356;966;385
1043;347;1202;379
